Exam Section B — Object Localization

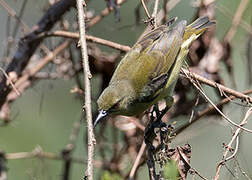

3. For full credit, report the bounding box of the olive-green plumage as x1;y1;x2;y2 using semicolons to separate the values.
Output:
94;16;215;126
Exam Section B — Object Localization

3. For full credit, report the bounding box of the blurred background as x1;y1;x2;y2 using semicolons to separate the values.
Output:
0;0;251;179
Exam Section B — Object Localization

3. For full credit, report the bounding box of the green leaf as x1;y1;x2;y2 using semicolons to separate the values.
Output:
101;171;124;180
163;160;179;180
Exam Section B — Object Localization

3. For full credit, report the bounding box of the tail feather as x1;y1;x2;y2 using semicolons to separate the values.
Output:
183;16;216;42
189;16;210;30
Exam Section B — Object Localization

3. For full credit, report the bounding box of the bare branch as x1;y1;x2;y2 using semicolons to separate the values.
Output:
76;0;95;179
42;30;131;52
182;68;252;133
87;0;127;28
181;68;252;104
151;0;159;27
129;141;146;179
224;0;249;43
214;107;252;180
0;0;76;109
141;0;151;20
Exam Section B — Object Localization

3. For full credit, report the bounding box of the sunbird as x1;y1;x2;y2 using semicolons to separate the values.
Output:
94;16;215;127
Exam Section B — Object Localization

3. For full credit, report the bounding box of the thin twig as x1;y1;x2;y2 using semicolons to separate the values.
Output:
0;0;29;33
0;0;49;54
224;0;249;43
14;41;70;89
151;0;159;28
76;1;95;179
5;147;85;164
182;68;252;133
5;0;28;57
42;30;131;52
0;67;20;96
181;68;252;104
234;158;252;180
141;0;151;19
87;0;127;28
5;147;116;169
175;89;252;135
216;4;252;33
214;107;252;180
224;136;239;162
129;141;146;179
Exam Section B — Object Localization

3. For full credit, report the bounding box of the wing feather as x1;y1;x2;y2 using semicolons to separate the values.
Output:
110;21;186;103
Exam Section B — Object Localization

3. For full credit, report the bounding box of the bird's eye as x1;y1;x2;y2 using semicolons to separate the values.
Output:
108;100;121;113
112;101;120;110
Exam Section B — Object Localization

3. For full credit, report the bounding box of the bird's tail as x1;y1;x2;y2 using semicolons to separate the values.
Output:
188;16;215;33
182;16;216;47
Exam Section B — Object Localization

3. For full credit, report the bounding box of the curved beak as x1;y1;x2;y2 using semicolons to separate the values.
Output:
93;109;108;127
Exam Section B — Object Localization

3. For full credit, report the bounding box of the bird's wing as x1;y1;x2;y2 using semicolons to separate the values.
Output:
137;74;169;103
135;17;178;52
133;21;187;102
109;21;186;103
110;22;174;83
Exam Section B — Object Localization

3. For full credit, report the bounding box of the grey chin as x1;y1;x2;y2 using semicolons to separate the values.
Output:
93;109;108;127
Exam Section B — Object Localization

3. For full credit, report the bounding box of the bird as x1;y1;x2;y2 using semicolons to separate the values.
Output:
94;16;215;127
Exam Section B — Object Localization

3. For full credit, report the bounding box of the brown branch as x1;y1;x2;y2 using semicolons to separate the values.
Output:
76;1;95;179
5;147;85;164
181;68;252;104
0;67;20;96
216;4;252;33
3;0;28;57
0;0;51;56
87;0;127;28
182;68;252;133
214;107;252;180
0;0;29;34
43;30;131;52
141;0;151;20
175;89;252;135
13;41;70;91
5;147;120;171
129;141;146;179
224;0;249;43
0;0;76;110
151;0;159;27
0;41;70;122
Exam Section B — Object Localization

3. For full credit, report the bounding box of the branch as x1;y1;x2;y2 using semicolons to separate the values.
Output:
129;141;146;179
182;68;252;133
214;107;252;180
151;0;159;28
87;0;127;28
224;0;249;43
0;41;70;122
181;68;252;103
76;1;95;180
0;0;76;109
5;147;85;164
174;89;252;135
41;30;131;52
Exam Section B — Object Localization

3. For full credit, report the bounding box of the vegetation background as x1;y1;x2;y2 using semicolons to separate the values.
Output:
0;0;251;179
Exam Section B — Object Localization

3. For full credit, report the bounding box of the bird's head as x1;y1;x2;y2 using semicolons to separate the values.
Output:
94;80;136;127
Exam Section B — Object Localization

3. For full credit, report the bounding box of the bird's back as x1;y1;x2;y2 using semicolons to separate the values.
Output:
110;20;187;98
